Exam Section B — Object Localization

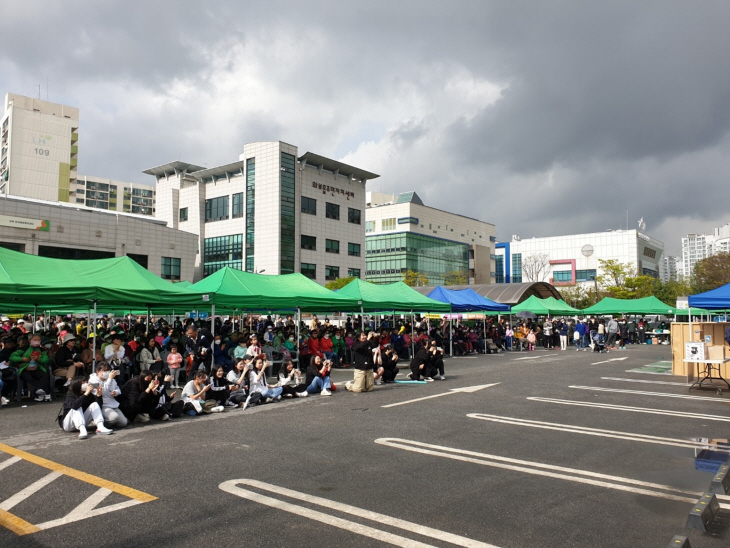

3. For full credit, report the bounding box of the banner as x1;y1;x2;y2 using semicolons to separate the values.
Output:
0;215;49;231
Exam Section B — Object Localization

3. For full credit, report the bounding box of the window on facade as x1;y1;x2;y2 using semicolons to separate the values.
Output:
382;218;396;231
553;270;573;282
161;257;181;280
325;265;340;280
325;202;340;220
301;235;316;250
126;253;148;269
325;239;340;254
348;242;361;257
232;192;244;218
205;196;229;222
495;256;504;283
643;247;657;259
511;253;522;283
301;263;316;279
203;234;243;276
365;221;375;233
348;268;361;279
348;208;361;224
301;196;317;215
179;207;188;222
575;269;597;282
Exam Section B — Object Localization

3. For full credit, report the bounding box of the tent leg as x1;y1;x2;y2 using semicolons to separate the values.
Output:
211;304;216;341
296;307;301;370
33;305;37;334
410;311;414;359
92;300;98;371
146;305;150;336
450;315;453;357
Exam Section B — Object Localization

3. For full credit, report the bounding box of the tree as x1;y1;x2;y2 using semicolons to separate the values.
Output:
325;276;357;291
595;259;637;298
444;270;468;286
558;285;593;310
522;253;550;283
692;252;730;293
402;270;429;287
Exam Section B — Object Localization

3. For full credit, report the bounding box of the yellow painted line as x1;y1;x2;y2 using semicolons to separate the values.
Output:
0;508;41;536
0;443;156;503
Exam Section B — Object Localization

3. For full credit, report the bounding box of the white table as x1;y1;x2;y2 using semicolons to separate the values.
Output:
684;358;730;394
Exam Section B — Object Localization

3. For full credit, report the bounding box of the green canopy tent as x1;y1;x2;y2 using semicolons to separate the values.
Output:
581;296;675;316
511;295;579;316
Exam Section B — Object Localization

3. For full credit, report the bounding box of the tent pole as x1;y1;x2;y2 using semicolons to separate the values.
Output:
146;305;150;336
360;306;364;331
410;311;414;359
87;309;91;339
296;307;301;370
33;305;37;334
450;314;453;357
211;304;216;340
92;300;98;370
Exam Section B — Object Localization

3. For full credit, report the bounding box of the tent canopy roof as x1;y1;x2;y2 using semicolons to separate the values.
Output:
581;296;675;315
412;282;561;305
426;286;510;312
688;283;730;310
337;279;451;312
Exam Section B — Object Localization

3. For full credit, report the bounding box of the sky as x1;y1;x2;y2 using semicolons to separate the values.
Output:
2;1;729;256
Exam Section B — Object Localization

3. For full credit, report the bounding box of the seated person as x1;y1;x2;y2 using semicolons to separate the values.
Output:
181;370;220;415
249;356;283;402
209;365;236;407
58;377;114;439
226;357;252;407
119;370;161;423
53;333;84;388
305;355;332;395
379;343;400;383
88;362;128;428
12;333;52;401
407;337;437;382
0;336;19;403
278;360;308;398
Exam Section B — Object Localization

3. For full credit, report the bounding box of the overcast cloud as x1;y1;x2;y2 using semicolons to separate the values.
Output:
2;1;729;255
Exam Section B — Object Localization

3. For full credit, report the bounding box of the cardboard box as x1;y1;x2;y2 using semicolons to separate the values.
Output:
692;328;704;342
707;345;726;361
685;342;708;361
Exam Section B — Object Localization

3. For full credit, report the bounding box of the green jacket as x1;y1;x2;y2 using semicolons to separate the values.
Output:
332;336;346;355
10;347;49;375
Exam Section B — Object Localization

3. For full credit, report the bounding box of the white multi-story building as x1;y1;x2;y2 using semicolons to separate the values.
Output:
145;141;378;283
660;255;679;282
0;93;79;202
72;175;156;216
680;223;730;278
495;229;664;287
365;191;496;285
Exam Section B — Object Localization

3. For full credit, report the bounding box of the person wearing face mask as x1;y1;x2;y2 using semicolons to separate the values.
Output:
283;333;298;361
213;336;233;371
88;362;128;428
138;336;164;374
319;330;338;366
233;337;248;360
331;329;345;367
58;377;114;439
12;333;52;401
0;337;19;403
154;330;165;347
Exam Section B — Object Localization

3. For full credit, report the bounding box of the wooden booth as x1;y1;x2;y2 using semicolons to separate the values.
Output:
671;322;730;379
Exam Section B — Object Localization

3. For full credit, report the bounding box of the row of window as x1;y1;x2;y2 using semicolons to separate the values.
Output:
300;235;360;256
302;196;361;224
301;263;361;281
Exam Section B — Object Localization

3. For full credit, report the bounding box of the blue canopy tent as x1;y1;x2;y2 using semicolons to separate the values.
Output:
688;284;730;310
427;287;511;352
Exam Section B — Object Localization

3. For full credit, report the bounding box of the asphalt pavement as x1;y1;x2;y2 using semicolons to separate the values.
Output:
1;343;729;547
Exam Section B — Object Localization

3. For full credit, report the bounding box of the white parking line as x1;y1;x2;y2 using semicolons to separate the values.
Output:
600;377;691;387
375;438;729;509
382;383;500;408
526;397;730;422
570;385;727;402
219;479;500;548
512;356;543;361
467;413;716;449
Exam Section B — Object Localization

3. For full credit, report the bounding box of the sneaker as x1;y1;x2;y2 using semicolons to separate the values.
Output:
134;413;150;423
0;396;9;406
34;395;45;402
345;381;353;391
78;426;88;440
44;395;52;402
439;375;446;381
374;378;383;386
297;390;308;397
274;395;282;403
63;379;71;387
320;389;331;396
406;373;414;380
95;425;114;435
160;413;170;421
242;394;252;410
424;377;434;382
211;405;224;413
35;389;46;397
225;401;237;407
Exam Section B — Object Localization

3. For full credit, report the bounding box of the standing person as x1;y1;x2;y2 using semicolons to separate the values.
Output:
305;355;332;395
58;378;114;439
345;331;378;393
166;344;183;388
637;317;647;344
504;323;513;351
186;326;212;375
542;319;553;350
606;317;619;349
557;320;569;351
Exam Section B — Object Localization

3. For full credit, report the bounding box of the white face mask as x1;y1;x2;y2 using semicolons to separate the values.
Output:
100;371;109;380
81;383;88;392
289;337;294;341
214;340;221;345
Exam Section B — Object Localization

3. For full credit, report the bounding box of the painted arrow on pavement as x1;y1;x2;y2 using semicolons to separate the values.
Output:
382;383;500;408
591;357;628;365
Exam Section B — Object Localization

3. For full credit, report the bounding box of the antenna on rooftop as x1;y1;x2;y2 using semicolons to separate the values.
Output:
37;84;41;99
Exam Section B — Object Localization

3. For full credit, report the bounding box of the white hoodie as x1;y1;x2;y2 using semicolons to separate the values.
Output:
88;372;121;409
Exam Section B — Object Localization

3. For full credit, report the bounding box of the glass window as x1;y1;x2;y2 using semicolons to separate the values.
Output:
205;196;229;222
161;257;181;280
245;158;255;271
301;263;316;279
553;270;572;282
326;202;340;220
301;235;316;250
126;253;148;269
280;152;296;274
325;265;340;280
348;208;361;224
179;207;188;222
326;239;340;254
382;218;396;231
575;269;597;282
203;234;243;276
495;256;504;283
348;242;361;257
348;268;361;278
301;196;317;215
232;192;243;218
365;221;375;233
511;253;522;283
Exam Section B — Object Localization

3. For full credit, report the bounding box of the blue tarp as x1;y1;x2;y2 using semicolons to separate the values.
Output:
427;286;511;312
688;284;730;310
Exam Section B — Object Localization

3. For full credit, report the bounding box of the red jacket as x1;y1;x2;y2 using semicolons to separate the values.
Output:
306;337;322;358
319;336;334;353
